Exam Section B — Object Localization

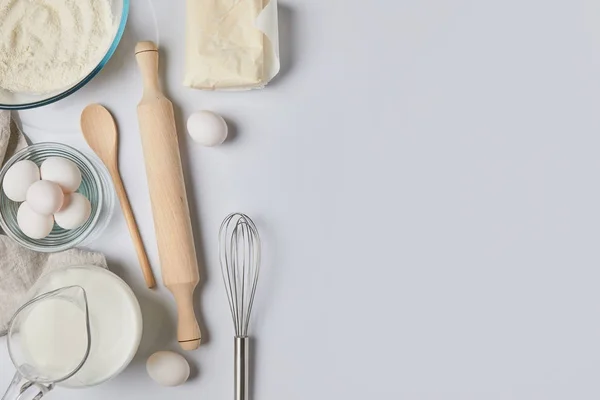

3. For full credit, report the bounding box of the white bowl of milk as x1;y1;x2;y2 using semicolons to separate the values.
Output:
6;265;142;393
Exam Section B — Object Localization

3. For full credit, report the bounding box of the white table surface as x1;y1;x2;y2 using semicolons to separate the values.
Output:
3;0;600;398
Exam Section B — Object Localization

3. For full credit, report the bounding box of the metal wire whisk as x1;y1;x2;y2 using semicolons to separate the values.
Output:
219;213;261;400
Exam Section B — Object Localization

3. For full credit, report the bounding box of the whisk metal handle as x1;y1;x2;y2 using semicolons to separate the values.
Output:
234;336;249;400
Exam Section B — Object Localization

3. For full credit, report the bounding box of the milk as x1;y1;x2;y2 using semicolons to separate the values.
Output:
20;297;88;381
20;266;142;387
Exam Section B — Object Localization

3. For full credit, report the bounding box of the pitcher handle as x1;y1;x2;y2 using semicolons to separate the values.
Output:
2;372;52;400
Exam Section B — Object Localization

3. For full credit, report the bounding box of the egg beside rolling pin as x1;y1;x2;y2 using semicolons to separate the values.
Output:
146;351;190;386
187;110;228;146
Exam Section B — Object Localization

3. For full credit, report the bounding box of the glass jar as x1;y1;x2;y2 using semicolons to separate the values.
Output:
0;142;115;252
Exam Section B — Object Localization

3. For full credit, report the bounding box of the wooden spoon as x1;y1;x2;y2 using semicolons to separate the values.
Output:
81;104;156;289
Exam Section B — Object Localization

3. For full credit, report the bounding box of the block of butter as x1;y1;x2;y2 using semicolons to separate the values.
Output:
184;0;280;90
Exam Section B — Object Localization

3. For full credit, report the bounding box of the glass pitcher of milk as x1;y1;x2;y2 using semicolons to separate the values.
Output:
2;286;91;400
1;266;143;400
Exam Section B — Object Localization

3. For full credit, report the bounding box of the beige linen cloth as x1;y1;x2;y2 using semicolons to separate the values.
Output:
0;111;107;335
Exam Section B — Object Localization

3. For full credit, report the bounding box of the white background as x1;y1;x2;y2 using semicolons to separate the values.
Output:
2;0;600;398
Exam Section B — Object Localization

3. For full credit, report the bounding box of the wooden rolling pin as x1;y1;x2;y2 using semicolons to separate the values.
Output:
135;41;201;350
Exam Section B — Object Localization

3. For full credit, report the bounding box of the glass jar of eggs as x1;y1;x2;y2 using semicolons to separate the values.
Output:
0;142;115;252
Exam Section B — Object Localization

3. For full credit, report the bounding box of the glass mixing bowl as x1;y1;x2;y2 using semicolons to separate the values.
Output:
0;143;115;252
0;0;129;110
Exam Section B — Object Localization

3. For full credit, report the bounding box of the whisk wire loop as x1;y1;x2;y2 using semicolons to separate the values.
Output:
219;213;261;337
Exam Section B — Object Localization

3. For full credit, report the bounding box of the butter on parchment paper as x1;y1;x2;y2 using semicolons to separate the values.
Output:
184;0;280;90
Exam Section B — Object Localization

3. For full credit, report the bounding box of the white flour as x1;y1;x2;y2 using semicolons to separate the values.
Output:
0;0;114;94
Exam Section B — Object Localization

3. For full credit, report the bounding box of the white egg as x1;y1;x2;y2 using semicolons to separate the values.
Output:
40;157;82;193
17;202;54;239
2;160;40;202
187;110;228;146
26;180;64;215
54;193;91;230
146;351;190;387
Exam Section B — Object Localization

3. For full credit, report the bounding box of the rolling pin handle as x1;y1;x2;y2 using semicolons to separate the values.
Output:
171;283;201;350
135;41;161;95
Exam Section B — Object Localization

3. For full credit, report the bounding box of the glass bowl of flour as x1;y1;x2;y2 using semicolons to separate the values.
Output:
0;0;129;110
